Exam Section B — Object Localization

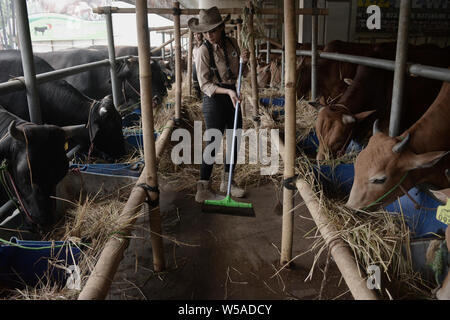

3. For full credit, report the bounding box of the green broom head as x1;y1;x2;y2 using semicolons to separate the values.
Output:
202;195;255;217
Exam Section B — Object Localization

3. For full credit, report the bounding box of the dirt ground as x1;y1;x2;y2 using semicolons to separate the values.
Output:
107;180;352;300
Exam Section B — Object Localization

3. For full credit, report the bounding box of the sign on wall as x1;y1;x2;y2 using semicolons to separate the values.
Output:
356;0;450;36
27;0;110;40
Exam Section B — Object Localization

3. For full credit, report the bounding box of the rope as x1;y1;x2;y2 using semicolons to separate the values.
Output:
363;172;409;210
399;185;437;211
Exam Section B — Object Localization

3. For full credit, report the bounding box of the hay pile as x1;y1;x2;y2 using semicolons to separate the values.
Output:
292;154;434;299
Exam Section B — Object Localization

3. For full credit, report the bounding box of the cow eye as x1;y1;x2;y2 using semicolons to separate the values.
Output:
369;176;386;184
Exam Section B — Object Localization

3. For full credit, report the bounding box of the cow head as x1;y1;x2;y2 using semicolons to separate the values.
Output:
117;57;168;108
89;95;125;159
0;121;69;233
257;63;271;88
117;57;141;104
315;104;376;160
346;123;448;210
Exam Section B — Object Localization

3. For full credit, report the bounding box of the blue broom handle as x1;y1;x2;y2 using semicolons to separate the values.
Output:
227;57;244;197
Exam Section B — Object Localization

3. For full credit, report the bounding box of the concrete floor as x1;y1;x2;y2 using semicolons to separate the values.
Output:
108;180;351;300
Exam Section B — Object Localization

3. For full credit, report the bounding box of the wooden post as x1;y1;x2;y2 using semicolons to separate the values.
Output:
173;1;182;122
135;0;165;272
247;4;259;122
236;19;242;46
187;29;193;97
77;118;176;300
280;0;296;266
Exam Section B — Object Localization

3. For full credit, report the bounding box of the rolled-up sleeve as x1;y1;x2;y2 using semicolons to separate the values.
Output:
195;45;218;97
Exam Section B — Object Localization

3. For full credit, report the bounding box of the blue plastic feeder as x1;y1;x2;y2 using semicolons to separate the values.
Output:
0;237;81;288
70;161;143;178
260;97;285;117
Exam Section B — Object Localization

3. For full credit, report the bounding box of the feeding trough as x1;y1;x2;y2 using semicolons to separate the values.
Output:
260;96;285;117
0;237;82;289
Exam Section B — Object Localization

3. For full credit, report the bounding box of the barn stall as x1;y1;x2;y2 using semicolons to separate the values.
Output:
0;0;449;301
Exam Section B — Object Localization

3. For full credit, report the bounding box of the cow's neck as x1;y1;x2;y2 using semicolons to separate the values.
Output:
405;84;450;153
40;82;92;126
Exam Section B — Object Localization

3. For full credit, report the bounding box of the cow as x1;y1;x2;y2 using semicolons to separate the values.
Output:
0;105;82;233
36;46;168;110
314;42;450;161
0;50;125;160
296;40;375;102
34;26;48;36
256;43;319;89
345;72;450;210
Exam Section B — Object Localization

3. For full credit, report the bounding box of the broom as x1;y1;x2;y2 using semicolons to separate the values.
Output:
202;57;255;217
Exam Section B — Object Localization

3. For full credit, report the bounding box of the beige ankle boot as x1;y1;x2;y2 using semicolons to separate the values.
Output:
220;172;245;198
195;180;222;203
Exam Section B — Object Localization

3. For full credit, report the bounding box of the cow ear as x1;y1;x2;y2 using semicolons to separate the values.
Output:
402;151;449;171
343;78;353;86
342;114;356;125
354;110;376;122
8;121;25;142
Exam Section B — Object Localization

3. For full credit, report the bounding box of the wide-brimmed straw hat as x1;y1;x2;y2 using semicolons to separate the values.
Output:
188;6;230;33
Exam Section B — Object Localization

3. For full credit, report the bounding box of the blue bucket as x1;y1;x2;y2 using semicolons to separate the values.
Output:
298;131;362;158
260;97;285;107
70;161;143;177
0;237;81;288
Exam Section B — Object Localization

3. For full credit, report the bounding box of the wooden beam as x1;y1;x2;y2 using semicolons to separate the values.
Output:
94;6;328;16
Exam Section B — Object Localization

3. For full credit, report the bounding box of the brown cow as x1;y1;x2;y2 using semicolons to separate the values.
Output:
257;62;272;88
296;40;374;101
346;72;450;210
315;43;450;161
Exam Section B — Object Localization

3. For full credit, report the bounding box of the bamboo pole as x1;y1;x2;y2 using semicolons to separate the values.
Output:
187;29;193;97
236;20;242;46
151;29;188;54
135;0;164;272
280;0;296;266
246;4;259;122
149;25;187;32
77;117;176;300
94;7;328;16
275;137;378;300
173;1;182;122
295;180;379;300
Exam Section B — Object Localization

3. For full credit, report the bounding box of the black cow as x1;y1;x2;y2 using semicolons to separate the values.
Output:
0;106;75;233
0;50;125;160
36;46;169;109
34;26;48;36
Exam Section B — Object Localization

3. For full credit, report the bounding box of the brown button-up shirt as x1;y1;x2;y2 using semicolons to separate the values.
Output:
194;37;244;97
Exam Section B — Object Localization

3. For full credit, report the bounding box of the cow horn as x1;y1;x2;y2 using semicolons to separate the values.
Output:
392;133;411;154
373;119;381;135
99;106;107;116
8;121;25;142
62;124;86;139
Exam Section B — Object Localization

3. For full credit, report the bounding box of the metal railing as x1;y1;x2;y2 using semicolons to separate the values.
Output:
259;48;450;82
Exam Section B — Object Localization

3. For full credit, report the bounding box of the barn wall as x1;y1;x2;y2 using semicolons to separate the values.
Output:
298;0;450;47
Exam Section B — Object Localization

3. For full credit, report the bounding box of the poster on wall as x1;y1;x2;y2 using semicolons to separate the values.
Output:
356;0;450;36
27;0;111;41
